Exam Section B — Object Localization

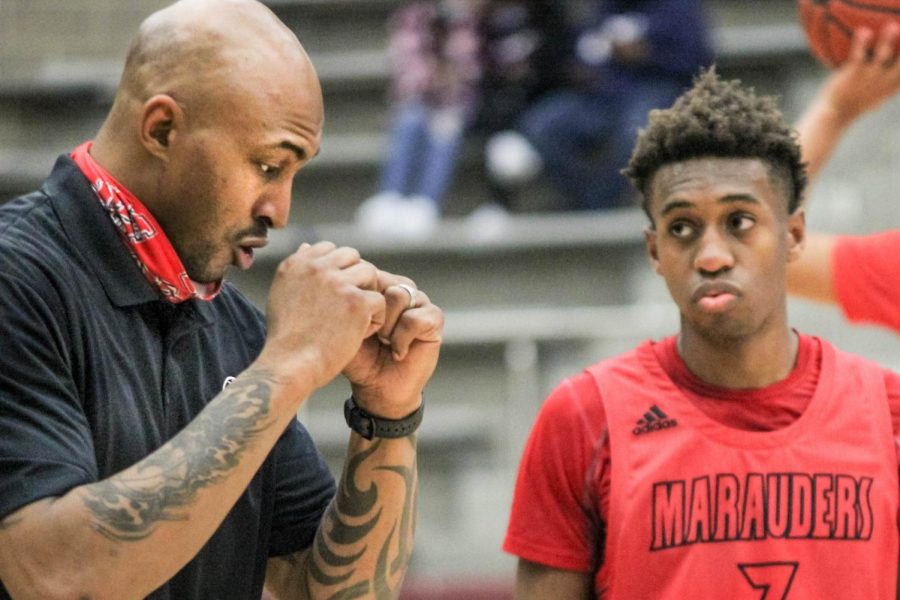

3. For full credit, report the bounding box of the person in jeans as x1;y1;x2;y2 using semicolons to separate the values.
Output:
517;0;712;211
356;0;484;238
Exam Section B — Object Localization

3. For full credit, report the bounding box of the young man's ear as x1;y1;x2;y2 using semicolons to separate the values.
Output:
644;226;661;275
140;94;182;160
786;206;806;263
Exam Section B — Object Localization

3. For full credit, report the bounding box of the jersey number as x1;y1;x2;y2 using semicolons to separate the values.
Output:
738;562;799;600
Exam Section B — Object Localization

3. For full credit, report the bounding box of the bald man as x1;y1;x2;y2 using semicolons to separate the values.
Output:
0;1;442;599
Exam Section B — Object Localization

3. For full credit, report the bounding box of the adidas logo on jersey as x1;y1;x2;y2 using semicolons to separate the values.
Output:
633;405;678;435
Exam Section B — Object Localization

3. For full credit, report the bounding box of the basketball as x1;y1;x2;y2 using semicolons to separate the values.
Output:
798;0;900;67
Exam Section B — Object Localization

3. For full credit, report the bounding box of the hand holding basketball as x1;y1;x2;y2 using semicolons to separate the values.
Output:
799;0;900;67
817;24;900;123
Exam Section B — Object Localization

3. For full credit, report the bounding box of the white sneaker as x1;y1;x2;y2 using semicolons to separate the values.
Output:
485;130;543;186
355;191;404;234
466;203;510;242
396;195;439;239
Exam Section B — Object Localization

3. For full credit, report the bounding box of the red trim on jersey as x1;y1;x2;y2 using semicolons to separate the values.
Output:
653;334;819;432
71;141;221;303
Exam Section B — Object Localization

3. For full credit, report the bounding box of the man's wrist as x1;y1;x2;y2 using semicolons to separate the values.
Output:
344;395;424;440
350;387;423;419
251;351;321;395
818;92;860;127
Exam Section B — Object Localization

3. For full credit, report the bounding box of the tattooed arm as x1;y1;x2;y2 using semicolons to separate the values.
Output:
265;435;418;599
0;369;313;599
0;243;387;600
265;274;442;600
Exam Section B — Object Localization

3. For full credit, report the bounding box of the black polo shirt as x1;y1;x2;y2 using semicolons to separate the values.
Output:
0;156;335;599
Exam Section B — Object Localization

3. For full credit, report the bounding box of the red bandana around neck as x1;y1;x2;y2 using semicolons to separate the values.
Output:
71;141;221;303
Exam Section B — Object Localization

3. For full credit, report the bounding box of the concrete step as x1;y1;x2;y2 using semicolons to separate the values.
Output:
228;207;660;311
301;301;677;451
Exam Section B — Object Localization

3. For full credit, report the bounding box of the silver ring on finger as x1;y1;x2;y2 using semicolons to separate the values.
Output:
396;283;418;309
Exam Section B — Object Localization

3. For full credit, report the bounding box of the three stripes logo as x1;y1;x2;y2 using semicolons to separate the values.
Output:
632;405;678;435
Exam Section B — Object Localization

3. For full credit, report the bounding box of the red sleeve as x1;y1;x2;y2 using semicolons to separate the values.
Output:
832;232;900;333
503;372;609;572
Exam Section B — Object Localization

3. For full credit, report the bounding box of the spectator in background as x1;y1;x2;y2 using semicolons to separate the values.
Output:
514;0;712;212
470;0;568;226
356;0;484;238
476;0;567;136
788;24;900;333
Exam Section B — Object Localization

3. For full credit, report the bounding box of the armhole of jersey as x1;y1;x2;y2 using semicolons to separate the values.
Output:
864;361;898;471
583;414;609;572
584;362;624;574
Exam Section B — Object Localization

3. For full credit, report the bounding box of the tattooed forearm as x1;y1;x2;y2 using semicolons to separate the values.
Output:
376;461;417;583
304;436;418;600
81;370;277;541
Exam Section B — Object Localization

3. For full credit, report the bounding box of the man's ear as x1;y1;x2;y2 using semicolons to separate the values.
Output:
644;226;661;275
140;94;182;160
786;206;806;263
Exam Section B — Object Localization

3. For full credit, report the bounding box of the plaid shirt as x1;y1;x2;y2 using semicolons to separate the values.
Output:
387;0;483;111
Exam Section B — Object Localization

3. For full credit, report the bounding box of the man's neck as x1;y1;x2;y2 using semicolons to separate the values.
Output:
90;125;154;210
677;325;799;390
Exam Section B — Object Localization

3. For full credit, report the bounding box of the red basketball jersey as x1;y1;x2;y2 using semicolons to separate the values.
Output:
587;339;899;599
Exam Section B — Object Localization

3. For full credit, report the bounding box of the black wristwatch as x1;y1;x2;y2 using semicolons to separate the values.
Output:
343;395;424;440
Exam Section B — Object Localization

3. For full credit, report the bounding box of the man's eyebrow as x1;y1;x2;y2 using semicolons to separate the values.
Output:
278;140;309;161
659;194;760;217
660;199;693;217
719;193;760;206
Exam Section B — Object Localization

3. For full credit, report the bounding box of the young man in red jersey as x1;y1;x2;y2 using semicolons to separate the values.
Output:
788;24;900;333
504;67;900;599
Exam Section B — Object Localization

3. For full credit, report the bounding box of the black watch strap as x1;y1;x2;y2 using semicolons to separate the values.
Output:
343;396;424;440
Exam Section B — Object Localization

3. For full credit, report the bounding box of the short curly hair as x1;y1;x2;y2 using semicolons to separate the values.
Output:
623;68;806;219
